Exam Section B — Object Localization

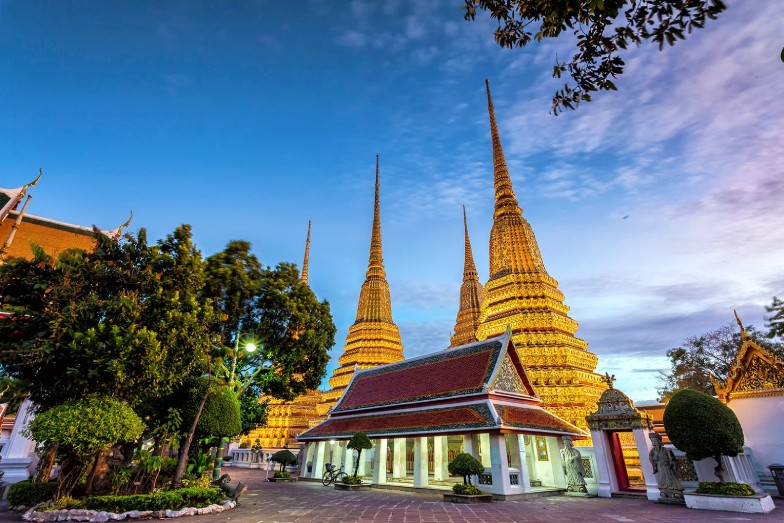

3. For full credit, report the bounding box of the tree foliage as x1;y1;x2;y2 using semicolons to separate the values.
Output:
448;453;485;485
0;226;214;411
657;320;784;401
27;398;145;458
663;389;743;480
271;449;297;472
347;432;373;477
195;386;242;440
766;296;784;340
464;0;726;114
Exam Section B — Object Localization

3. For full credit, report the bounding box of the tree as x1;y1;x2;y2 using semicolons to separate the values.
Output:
0;226;214;411
203;241;336;412
271;449;297;472
765;296;784;340
26;398;145;497
657;322;784;401
463;0;726;114
347;432;373;477
448;453;485;485
663;389;744;482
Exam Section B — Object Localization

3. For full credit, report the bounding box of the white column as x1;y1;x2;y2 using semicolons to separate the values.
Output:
462;434;477;456
516;435;532;492
413;437;429;488
343;442;355;477
590;429;614;497
479;433;492;467
313;441;327;480
392;438;406;479
372;438;388;484
633;428;660;501
488;433;511;495
332;441;343;470
433;436;449;481
548;437;567;488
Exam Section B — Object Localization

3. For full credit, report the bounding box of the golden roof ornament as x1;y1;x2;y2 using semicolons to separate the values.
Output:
449;205;484;348
301;220;311;285
107;210;133;239
318;155;404;416
601;372;616;389
734;309;750;340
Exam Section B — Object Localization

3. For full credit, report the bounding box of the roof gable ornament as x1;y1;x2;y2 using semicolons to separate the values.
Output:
489;325;538;398
0;168;42;225
712;311;784;403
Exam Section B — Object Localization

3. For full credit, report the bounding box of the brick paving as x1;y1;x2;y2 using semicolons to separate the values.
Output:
0;468;779;523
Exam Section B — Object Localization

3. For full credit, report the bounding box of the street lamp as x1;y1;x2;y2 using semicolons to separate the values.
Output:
228;333;258;391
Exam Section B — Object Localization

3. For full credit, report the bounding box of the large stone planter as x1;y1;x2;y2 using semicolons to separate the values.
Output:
683;491;775;514
268;476;297;482
334;483;371;491
443;493;493;504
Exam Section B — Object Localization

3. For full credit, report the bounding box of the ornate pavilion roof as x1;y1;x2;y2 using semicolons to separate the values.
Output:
298;329;586;441
712;312;784;403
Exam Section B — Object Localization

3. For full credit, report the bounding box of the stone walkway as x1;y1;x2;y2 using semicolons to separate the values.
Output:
0;468;780;523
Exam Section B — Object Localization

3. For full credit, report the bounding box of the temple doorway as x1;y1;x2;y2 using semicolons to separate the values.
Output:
607;430;645;492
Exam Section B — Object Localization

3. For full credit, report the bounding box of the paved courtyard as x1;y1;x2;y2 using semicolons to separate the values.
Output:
1;468;780;523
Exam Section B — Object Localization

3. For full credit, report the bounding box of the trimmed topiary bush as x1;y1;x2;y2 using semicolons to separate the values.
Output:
78;487;224;512
347;432;373;477
663;389;744;481
271;449;297;472
696;482;755;496
341;474;362;485
448;453;484;485
452;483;482;495
7;481;57;507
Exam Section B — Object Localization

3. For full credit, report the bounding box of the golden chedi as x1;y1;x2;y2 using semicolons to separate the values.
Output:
449;206;483;348
475;81;606;433
318;156;404;416
247;221;324;449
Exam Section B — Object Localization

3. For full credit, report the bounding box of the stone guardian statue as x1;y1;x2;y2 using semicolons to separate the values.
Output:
648;432;684;502
560;436;588;493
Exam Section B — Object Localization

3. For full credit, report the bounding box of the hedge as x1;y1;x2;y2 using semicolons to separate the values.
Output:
7;481;57;506
79;487;224;512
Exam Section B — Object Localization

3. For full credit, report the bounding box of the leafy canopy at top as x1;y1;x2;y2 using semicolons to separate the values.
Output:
464;0;726;114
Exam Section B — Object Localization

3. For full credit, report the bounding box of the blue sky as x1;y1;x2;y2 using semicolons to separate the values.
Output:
2;1;782;402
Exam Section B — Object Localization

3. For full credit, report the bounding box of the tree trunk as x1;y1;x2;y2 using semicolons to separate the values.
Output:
714;453;724;482
33;443;58;483
55;455;84;500
212;439;226;480
172;385;211;488
84;451;106;495
353;450;360;477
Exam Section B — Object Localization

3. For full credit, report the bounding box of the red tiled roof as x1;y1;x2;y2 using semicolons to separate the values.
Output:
299;403;496;439
496;404;585;437
334;339;502;412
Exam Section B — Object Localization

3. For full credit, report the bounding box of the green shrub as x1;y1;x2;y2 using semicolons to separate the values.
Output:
271;449;297;471
196;387;242;440
448;453;484;485
663;389;744;463
347;432;373;477
273;471;291;479
181;473;213;489
44;496;81;511
452;483;482;495
7;481;57;507
108;465;133;494
696;482;755;496
341;475;362;485
80;487;224;512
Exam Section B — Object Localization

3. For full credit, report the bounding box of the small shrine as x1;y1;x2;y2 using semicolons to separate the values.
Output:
298;328;586;498
586;375;658;500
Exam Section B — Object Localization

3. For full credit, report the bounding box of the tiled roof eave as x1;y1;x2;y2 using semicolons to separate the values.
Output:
330;390;490;417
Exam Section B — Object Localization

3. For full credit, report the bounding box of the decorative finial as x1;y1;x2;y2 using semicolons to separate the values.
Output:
733;309;749;339
601;372;616;389
22;168;43;194
367;155;384;274
485;79;521;220
462;205;478;280
301;220;311;285
117;210;133;235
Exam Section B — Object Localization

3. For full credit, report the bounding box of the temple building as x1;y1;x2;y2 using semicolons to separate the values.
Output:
299;328;585;497
473;81;605;433
317;156;405;417
246;222;324;450
0;172;99;261
448;206;483;348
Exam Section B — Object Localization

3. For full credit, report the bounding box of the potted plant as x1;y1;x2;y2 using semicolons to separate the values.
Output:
335;433;373;491
444;453;492;503
664;389;774;513
269;449;298;482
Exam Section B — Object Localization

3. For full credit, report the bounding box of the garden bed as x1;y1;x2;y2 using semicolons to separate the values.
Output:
268;477;297;483
334;483;371;491
22;500;236;522
683;492;775;514
443;493;493;504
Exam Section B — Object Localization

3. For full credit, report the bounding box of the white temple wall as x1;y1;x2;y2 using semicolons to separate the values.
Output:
728;395;784;495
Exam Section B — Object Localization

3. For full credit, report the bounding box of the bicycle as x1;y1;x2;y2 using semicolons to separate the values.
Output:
321;462;346;486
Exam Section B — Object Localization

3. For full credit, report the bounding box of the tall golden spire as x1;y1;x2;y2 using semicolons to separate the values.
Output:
318;156;404;415
476;80;604;435
301;220;311;285
449;205;483;348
